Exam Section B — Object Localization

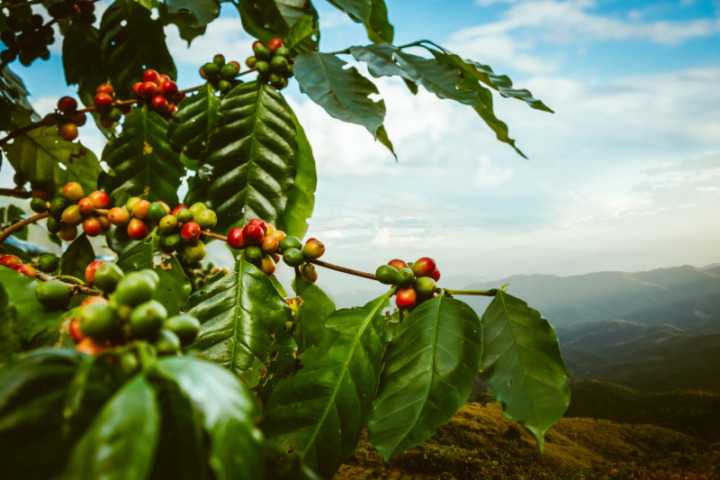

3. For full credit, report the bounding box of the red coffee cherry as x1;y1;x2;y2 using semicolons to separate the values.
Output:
242;223;264;245
227;228;245;249
57;96;78;113
127;218;149;240
85;259;105;284
396;287;417;310
181;222;201;242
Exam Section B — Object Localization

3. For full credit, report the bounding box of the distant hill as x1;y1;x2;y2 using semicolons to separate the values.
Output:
467;265;720;333
557;320;720;392
336;401;720;480
566;380;720;442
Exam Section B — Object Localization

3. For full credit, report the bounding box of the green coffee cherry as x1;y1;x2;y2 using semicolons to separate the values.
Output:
155;328;181;355
147;202;168;223
176;208;194;223
113;272;155;307
194;208;217;229
396;267;415;288
130;299;167;339
159;214;178;234
279;235;302;251
184;241;207;262
79;303;122;341
30;197;48;213
165;314;201;346
37;253;59;272
375;265;399;285
35;280;71;309
282;247;304;267
94;262;124;293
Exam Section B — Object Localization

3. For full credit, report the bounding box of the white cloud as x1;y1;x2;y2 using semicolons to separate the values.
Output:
449;0;720;73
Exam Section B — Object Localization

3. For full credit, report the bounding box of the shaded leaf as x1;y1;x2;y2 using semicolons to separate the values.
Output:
4;126;101;195
165;0;220;27
156;356;264;480
365;0;393;43
186;81;297;232
60;234;94;281
0;267;64;348
158;5;207;45
99;0;176;98
62;23;107;108
186;255;295;393
0;349;123;480
60;374;160;480
283;110;316;238
99;107;184;206
0;284;22;365
263;294;390;479
294;52;385;136
480;290;570;451
292;275;336;353
235;0;318;51
327;0;370;22
368;295;482;460
167;84;221;161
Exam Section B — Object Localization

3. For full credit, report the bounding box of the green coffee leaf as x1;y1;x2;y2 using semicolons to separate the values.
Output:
368;295;482;460
480;290;570;452
263;294;390;478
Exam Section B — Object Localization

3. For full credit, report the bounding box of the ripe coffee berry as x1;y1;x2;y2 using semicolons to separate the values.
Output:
57;96;77;113
181;222;201;242
227;228;245;249
85;260;105;284
242;223;264;245
412;257;436;277
94;92;113;111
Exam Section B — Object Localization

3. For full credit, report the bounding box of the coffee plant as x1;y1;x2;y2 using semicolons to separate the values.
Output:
0;0;570;478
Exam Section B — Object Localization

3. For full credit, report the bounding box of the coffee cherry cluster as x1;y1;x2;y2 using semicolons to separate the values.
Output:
103;197;167;242
0;14;54;66
246;38;293;90
92;83;133;128
70;264;201;357
48;0;96;24
155;202;218;263
132;69;183;117
40;182;113;241
279;236;325;283
376;257;441;310
199;54;243;95
226;218;288;276
55;96;87;141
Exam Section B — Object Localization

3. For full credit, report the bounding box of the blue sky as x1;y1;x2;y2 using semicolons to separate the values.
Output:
3;0;719;293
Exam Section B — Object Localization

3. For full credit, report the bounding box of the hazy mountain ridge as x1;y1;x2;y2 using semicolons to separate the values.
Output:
468;264;720;333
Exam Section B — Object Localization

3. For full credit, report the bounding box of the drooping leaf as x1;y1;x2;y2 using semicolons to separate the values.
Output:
155;356;264;480
368;295;482;460
4;126;101;195
283;111;316;238
420;41;554;113
263;294;390;479
60;234;94;281
326;0;370;22
0;349;123;480
99;0;176;98
294;52;385;137
186;254;296;393
0;267;64;348
60;374;160;480
99;107;184;206
0;66;36;123
158;5;207;44
167;84;221;162
62;23;107;108
351;43;527;157
480;290;570;452
285;14;319;54
365;0;393;43
235;0;318;51
165;0;220;27
292;275;336;353
186;81;297;232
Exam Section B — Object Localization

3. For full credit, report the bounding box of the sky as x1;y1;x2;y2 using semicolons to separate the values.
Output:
2;0;720;294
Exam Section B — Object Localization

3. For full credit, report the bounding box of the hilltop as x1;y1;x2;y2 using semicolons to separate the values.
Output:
336;400;720;480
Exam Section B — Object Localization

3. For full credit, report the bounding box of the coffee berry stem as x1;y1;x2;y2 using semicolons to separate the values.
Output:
442;288;498;297
201;230;227;242
0;188;33;199
36;271;102;296
0;211;49;244
309;259;377;281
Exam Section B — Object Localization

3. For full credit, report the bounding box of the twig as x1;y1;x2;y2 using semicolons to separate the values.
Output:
310;258;377;280
0;188;32;199
443;288;497;297
37;271;102;296
0;211;49;244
